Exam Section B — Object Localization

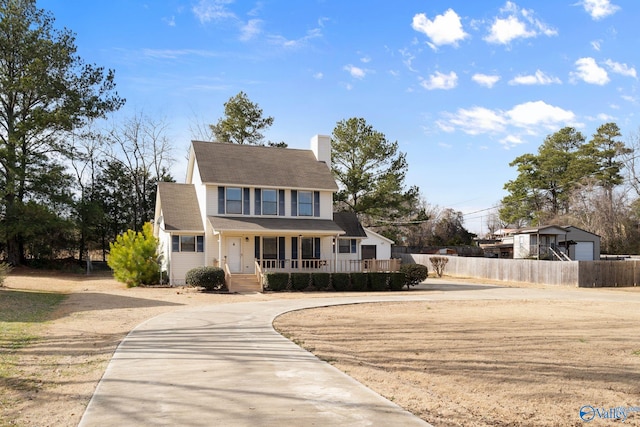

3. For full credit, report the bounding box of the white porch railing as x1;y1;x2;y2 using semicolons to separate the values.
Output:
257;258;401;274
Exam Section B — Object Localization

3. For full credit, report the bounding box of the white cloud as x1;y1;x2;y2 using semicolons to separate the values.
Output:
313;72;323;80
360;56;371;63
484;2;557;45
239;19;262;41
472;73;501;88
591;40;602;51
268;28;322;48
444;106;507;135
509;70;561;85
571;57;610;85
192;0;235;24
411;9;468;49
163;16;176;27
500;134;524;147
485;15;535;44
507;101;577;129
420;71;458;90
586;113;616;122
581;0;620;20
399;48;417;72
344;64;367;79
604;59;637;78
437;100;579;147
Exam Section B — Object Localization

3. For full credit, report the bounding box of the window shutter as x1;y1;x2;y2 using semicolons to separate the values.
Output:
255;189;261;215
218;186;225;214
278;237;285;260
279;190;285;216
351;239;356;254
291;237;298;259
197;236;204;252
313;191;320;217
172;235;180;252
291;190;297;216
255;236;260;260
314;237;321;259
243;188;250;215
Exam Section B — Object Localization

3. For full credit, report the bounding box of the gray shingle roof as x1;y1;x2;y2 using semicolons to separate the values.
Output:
158;183;204;231
208;216;345;235
192;141;338;190
333;212;367;238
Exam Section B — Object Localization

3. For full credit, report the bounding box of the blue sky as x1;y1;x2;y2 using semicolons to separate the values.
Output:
40;0;638;233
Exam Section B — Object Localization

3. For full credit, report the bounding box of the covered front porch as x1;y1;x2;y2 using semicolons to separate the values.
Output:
208;215;400;292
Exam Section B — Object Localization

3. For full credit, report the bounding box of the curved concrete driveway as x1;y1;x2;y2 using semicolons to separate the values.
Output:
79;281;638;426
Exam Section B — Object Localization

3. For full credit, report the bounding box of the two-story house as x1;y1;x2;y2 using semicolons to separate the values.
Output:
153;135;398;290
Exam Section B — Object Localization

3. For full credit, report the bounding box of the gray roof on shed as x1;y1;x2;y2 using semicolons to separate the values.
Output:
158;183;204;232
192;141;338;190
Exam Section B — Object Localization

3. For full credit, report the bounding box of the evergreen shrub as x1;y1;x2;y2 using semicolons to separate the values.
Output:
265;273;290;291
185;266;226;291
350;272;368;291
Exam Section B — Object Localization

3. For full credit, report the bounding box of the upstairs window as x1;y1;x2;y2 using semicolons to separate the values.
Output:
262;189;278;215
298;191;313;216
226;187;242;214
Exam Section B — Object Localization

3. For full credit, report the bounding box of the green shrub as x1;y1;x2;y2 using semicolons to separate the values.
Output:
311;273;331;291
265;273;290;291
107;222;160;287
389;272;405;291
185;266;226;291
0;262;13;287
331;273;351;291
350;272;368;291
399;263;429;290
290;272;311;291
368;272;389;291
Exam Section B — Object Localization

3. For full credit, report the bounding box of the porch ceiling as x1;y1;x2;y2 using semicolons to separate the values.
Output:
208;216;345;235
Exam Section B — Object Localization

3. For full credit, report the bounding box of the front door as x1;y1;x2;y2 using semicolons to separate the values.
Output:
227;237;242;273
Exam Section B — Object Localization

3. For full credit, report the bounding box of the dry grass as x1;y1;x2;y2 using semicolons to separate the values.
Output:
274;299;640;426
3;269;640;426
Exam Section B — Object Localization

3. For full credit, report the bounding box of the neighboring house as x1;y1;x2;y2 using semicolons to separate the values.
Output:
480;225;600;261
153;135;399;289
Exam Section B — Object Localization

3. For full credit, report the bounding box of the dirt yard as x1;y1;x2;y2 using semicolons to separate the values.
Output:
2;270;640;426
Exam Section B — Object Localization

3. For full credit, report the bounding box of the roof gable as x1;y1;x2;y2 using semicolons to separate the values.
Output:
158;183;204;231
191;141;338;190
333;212;367;238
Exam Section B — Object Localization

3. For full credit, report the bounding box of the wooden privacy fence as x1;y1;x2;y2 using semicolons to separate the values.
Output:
398;254;640;287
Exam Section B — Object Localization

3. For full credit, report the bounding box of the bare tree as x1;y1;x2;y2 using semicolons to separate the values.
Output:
103;112;175;232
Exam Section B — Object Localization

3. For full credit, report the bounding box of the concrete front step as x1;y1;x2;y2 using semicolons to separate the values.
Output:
228;274;262;293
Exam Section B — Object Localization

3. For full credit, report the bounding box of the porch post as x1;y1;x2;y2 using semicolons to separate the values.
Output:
335;234;340;272
218;232;223;267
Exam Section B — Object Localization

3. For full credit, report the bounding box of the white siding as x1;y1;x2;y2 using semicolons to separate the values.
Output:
206;185;218;216
169;252;205;286
361;229;392;259
319;191;334;220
